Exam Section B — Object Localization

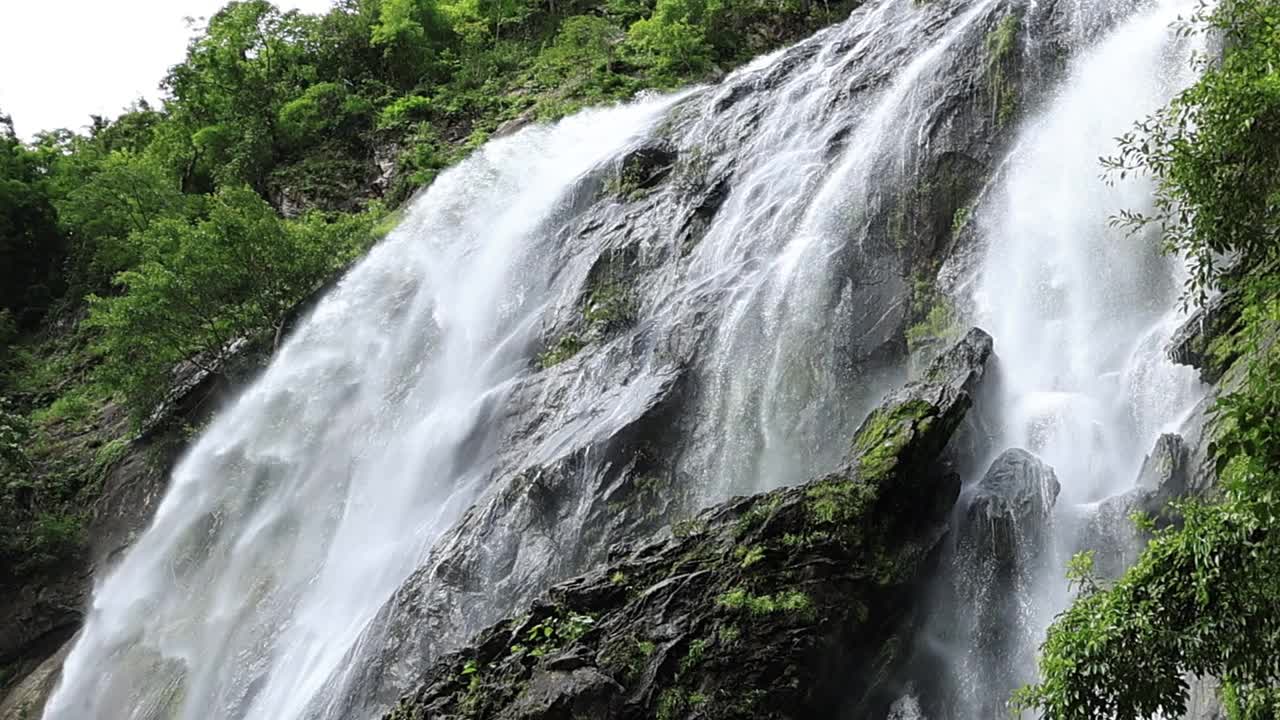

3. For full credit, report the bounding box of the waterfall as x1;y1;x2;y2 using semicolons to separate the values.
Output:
42;98;684;720
932;0;1208;714
43;0;1213;718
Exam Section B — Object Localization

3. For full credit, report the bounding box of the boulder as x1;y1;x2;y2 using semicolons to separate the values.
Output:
943;448;1060;718
1134;433;1193;519
1166;287;1244;384
959;448;1060;569
1078;433;1192;581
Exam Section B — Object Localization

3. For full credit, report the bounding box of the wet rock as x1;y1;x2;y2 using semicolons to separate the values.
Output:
0;635;72;720
319;364;695;717
0;573;83;677
494;110;537;139
943;448;1059;719
381;331;991;720
1079;433;1192;581
609;143;679;198
1134;433;1192;519
1167;287;1244;384
960;449;1060;569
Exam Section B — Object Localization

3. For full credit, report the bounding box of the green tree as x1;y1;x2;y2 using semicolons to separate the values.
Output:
626;0;712;76
55;149;189;292
87;186;374;421
278;81;374;149
534;15;625;88
164;0;315;189
0;114;66;327
372;0;454;87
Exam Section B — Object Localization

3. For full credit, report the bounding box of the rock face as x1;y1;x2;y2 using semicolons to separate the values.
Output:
1133;433;1193;520
1079;433;1192;580
0;636;72;720
1167;287;1244;384
381;330;992;720
932;448;1060;719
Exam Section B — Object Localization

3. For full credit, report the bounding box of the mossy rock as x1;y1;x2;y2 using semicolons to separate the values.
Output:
384;330;993;720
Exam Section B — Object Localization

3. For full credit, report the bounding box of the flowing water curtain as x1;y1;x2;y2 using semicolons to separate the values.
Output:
916;0;1209;716
43;97;685;720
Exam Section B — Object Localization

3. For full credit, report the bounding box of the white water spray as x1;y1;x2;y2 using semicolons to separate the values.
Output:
950;0;1208;712
43;96;682;720
975;0;1205;505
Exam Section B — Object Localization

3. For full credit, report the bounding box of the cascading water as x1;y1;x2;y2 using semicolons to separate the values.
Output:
42;98;685;720
673;0;1001;501
929;0;1208;715
975;0;1205;507
42;0;1216;718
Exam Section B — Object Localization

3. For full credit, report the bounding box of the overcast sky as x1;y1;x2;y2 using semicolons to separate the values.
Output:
1;0;335;139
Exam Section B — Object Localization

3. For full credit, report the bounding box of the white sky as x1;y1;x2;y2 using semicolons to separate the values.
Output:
0;0;335;139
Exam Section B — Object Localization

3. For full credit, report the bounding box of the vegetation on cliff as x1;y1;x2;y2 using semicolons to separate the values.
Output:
1019;0;1280;717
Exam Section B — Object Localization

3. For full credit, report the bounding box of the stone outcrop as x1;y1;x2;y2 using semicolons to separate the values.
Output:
1167;287;1244;384
1080;433;1193;580
959;448;1060;574
381;330;992;720
939;448;1060;719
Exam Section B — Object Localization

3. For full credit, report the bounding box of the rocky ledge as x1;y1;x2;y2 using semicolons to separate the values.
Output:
383;329;993;720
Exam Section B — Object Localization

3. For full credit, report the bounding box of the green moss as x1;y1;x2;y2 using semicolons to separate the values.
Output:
851;399;936;482
510;611;597;659
672;518;706;538
780;530;830;548
905;300;958;353
952;205;973;235
680;639;708;674
716;588;814;618
805;477;874;526
582;280;635;332
91;436;130;481
735;544;766;568
985;13;1022;127
30;389;97;428
717;625;741;645
603;636;656;682
657;688;689;720
734;495;782;537
605;160;656;201
538;334;585;368
370;204;406;241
